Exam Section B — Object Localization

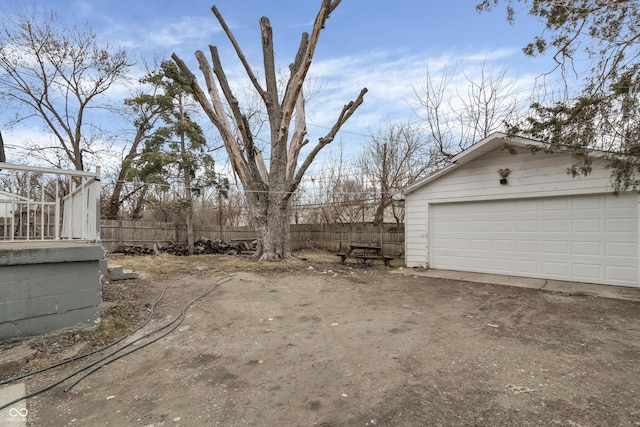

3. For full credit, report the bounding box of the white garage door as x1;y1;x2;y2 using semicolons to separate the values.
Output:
430;193;639;287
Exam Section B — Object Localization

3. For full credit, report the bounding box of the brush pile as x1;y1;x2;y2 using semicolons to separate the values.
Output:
113;237;257;256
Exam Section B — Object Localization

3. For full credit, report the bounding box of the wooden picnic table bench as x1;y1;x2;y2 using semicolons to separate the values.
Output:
230;237;257;255
337;244;393;266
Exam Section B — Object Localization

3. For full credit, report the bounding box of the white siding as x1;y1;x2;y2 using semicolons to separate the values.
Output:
414;147;613;204
404;198;428;267
429;194;639;287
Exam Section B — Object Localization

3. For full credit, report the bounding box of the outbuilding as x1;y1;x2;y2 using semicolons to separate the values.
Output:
402;132;639;288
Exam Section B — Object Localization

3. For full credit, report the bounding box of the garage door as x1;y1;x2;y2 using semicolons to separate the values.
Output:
429;193;639;287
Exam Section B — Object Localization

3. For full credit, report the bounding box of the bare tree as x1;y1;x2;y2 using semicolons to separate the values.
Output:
172;1;367;260
222;187;250;227
358;121;436;225
414;61;523;161
304;144;368;224
330;178;369;224
0;6;131;170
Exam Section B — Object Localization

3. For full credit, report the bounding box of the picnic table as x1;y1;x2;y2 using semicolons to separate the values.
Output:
229;237;257;255
336;244;393;266
230;237;257;243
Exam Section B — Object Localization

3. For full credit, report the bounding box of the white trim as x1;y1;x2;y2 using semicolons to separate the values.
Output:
402;132;613;198
402;164;458;197
425;201;430;269
0;162;99;178
422;186;619;205
450;132;543;164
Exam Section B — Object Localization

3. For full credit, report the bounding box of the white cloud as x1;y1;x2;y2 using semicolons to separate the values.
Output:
0;30;546;173
463;47;521;63
304;48;527;132
145;16;223;48
102;16;222;50
292;46;548;164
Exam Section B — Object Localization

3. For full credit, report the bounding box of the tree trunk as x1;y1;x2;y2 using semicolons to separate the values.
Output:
107;128;146;220
106;165;132;220
251;193;291;260
130;184;148;220
106;178;125;220
181;150;195;256
373;142;388;225
177;94;195;255
373;199;387;225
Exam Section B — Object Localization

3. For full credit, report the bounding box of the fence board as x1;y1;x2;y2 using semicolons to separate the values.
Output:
100;220;405;256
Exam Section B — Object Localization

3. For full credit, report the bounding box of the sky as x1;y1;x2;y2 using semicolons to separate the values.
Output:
0;0;566;178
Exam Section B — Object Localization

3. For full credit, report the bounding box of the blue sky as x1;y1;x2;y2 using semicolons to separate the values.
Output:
2;0;561;174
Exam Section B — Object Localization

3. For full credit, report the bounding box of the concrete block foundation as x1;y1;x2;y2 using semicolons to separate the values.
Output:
0;242;104;340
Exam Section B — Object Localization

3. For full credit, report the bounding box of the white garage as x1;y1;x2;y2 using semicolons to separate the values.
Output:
403;133;639;288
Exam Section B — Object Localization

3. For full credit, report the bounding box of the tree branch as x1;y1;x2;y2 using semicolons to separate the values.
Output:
289;32;309;77
286;84;308;180
206;46;268;187
260;17;279;117
280;0;334;140
289;87;367;195
211;5;267;102
207;46;255;152
171;52;251;185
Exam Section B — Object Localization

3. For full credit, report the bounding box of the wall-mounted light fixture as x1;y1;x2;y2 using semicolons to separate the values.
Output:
498;168;510;185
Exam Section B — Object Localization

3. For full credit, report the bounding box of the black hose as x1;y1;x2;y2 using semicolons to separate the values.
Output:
64;275;233;392
0;275;233;411
0;274;188;387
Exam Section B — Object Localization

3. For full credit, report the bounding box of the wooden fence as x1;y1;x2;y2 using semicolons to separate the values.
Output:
100;220;405;256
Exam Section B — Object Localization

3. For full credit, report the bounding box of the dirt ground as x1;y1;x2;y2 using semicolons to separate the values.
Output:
2;251;640;426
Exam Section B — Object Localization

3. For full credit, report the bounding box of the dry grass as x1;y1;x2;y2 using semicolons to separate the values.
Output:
107;249;345;279
108;248;403;279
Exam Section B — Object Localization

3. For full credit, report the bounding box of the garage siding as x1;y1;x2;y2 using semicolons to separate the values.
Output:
429;194;638;287
404;198;428;267
417;149;612;203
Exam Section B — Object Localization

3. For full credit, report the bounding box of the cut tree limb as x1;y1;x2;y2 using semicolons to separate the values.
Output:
289;87;368;195
211;5;267;102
